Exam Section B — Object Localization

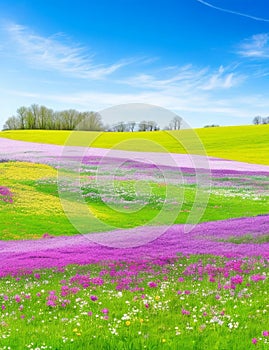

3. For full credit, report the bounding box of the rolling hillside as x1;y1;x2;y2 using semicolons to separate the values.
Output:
0;124;268;165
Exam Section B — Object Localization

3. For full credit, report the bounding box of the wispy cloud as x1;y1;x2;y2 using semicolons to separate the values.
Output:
195;0;269;22
4;87;263;122
121;64;243;92
3;59;247;120
4;22;133;79
3;21;243;92
201;65;244;90
238;33;269;58
2;21;245;93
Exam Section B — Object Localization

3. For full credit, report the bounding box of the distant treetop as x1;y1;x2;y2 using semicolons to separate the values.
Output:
3;104;104;131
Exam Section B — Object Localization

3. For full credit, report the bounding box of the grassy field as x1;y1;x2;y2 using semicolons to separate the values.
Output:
1;161;268;239
1;255;268;349
1;124;269;165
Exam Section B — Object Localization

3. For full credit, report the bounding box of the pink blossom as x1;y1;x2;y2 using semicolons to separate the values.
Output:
182;309;190;315
251;274;266;282
14;295;21;303
148;281;157;288
46;300;56;307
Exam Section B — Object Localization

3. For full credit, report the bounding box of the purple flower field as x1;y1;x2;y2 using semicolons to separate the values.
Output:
0;215;268;277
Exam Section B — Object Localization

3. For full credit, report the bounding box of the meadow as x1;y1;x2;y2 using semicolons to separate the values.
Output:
1;124;269;164
0;128;269;349
0;255;269;349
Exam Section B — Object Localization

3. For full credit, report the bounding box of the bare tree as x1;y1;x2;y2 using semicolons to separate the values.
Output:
147;121;158;131
37;106;54;129
3;116;20;130
77;112;104;131
16;106;28;129
138;121;149;131
112;122;127;132
253;116;262;125
60;109;79;130
169;116;182;130
126;121;136;132
30;104;41;129
262;117;269;124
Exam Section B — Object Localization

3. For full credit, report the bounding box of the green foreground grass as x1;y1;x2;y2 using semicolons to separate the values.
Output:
0;255;268;350
1;124;269;165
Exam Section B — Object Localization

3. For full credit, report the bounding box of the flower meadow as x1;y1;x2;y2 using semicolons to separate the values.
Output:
0;137;269;349
0;255;269;349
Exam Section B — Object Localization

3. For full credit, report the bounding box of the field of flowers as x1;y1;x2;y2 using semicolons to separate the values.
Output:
0;136;269;349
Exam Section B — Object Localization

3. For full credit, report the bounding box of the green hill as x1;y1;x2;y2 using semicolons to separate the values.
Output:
0;124;268;165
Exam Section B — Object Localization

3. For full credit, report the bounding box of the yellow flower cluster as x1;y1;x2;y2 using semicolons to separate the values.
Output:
0;161;56;180
0;162;62;216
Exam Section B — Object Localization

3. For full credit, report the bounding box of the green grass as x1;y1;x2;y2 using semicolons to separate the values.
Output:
218;234;269;244
0;255;268;349
1;124;269;164
1;161;268;239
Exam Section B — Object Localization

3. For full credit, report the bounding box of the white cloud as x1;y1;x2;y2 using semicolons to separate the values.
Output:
3;85;255;121
121;64;243;92
4;22;133;79
238;33;269;58
201;66;243;90
121;65;206;90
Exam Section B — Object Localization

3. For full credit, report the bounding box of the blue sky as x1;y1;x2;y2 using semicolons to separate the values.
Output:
1;0;269;129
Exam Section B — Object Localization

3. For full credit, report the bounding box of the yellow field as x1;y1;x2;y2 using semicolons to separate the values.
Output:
0;124;268;165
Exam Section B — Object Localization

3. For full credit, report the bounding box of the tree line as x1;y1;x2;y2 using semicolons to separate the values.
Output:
3;104;183;132
111;120;159;132
253;116;269;125
3;105;104;131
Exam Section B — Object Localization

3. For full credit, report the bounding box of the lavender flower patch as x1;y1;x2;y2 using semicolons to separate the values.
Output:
1;137;269;174
0;186;13;203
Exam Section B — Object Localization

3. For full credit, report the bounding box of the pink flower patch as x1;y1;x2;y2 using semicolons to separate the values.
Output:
0;186;13;203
